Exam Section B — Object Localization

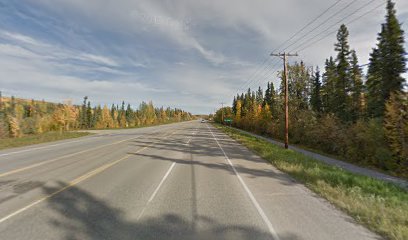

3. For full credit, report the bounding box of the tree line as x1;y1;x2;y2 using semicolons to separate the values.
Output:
0;94;193;138
216;1;407;176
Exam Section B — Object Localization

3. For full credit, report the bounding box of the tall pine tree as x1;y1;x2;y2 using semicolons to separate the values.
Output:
256;87;263;105
310;67;322;113
322;57;337;114
334;24;352;121
367;0;406;118
349;50;364;121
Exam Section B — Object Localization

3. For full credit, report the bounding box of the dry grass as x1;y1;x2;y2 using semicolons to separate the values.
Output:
217;124;408;240
0;131;91;150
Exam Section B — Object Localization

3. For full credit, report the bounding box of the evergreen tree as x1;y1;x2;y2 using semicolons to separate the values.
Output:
86;101;92;128
110;104;116;120
270;83;277;115
263;82;271;107
126;103;133;124
334;24;352;121
367;0;406;117
310;67;322;113
263;82;276;116
349;50;364;121
242;89;251;117
232;96;237;115
92;106;102;128
366;47;384;117
322;57;337;113
80;96;88;129
382;0;406;98
256;87;263;105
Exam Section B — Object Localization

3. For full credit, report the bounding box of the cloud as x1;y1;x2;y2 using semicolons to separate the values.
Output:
77;53;119;67
1;31;42;46
0;0;407;113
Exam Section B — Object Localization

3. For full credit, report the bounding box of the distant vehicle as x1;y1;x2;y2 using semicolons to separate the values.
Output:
201;119;206;123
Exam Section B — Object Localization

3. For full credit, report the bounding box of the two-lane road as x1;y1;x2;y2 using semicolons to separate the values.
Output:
0;121;381;240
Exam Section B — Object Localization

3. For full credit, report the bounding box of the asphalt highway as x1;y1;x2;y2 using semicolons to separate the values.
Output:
0;121;381;240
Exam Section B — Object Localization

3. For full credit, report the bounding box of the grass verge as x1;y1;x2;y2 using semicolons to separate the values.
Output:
0;131;91;150
215;124;408;240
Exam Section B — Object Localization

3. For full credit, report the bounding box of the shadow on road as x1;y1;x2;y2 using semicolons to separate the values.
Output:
43;182;301;240
126;127;297;186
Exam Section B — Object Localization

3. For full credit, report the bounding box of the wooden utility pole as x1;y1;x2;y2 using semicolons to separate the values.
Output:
270;52;298;149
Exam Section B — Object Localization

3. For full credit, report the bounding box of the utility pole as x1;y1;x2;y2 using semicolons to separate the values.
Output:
270;52;298;149
220;102;225;124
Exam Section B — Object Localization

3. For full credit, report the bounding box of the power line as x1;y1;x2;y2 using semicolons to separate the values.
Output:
249;0;381;90
233;57;271;95
280;0;359;52
270;0;344;54
290;0;380;52
242;58;280;91
255;0;383;92
295;0;385;53
234;0;384;98
231;0;347;97
247;59;281;91
236;0;359;95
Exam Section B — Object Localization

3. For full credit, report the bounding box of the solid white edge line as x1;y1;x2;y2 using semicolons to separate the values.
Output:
206;124;281;240
0;138;91;157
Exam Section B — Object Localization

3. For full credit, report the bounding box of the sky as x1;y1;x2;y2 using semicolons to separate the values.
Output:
0;0;407;114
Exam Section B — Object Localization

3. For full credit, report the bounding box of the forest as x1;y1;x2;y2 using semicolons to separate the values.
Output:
216;1;407;177
0;95;193;138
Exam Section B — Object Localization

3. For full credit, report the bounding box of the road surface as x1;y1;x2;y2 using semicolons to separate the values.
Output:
0;121;381;240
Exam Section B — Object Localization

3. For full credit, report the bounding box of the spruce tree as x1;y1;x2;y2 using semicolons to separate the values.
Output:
366;47;384;117
322;57;337;114
310;67;322;113
263;82;271;107
334;24;352;121
232;96;237;115
349;50;364;121
80;96;88;129
126;103;133;124
269;82;277;116
382;0;406;97
256;87;263;105
367;0;406;118
110;104;116;120
86;101;92;128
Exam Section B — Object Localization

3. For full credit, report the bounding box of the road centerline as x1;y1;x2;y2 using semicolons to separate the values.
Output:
0;129;164;178
0;129;179;224
136;161;176;220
